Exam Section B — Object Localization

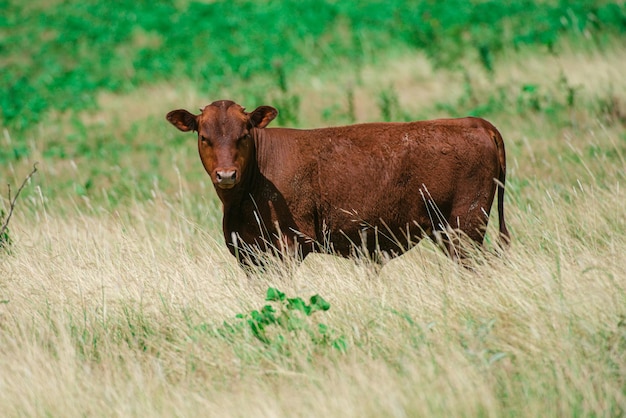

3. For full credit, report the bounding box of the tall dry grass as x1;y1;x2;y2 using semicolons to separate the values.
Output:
1;42;625;417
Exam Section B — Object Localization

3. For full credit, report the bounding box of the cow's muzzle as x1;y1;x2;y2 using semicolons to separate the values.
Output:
215;169;237;189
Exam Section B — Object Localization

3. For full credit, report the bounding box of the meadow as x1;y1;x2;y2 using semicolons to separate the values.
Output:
1;1;626;416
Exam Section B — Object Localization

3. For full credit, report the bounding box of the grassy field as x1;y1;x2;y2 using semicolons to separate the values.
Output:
2;1;626;416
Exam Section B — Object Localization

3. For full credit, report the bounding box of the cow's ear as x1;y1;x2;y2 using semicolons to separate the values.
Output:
249;106;278;129
166;109;198;132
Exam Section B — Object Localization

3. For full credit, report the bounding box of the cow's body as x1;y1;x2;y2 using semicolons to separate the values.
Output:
167;100;509;266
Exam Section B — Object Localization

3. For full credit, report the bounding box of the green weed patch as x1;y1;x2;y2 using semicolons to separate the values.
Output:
219;287;347;354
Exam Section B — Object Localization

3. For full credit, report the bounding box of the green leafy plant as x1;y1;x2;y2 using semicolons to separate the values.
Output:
222;287;347;353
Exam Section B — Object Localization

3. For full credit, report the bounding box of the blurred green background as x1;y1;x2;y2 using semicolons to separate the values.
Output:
1;0;625;208
3;0;624;129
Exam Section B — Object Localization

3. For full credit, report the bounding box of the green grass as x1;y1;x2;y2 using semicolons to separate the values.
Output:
1;1;626;416
2;0;625;130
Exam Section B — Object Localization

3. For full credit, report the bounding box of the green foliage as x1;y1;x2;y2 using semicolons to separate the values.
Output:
322;87;356;124
436;71;592;123
2;0;624;130
377;86;414;122
378;88;401;122
220;287;347;353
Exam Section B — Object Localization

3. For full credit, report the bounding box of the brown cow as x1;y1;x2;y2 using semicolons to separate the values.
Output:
167;100;509;268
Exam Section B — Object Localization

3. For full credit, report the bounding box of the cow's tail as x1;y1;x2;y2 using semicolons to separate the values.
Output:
493;127;511;247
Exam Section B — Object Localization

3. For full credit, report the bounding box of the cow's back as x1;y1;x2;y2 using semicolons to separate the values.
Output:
256;118;501;256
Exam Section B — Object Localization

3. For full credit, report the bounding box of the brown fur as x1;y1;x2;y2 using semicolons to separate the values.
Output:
167;100;510;266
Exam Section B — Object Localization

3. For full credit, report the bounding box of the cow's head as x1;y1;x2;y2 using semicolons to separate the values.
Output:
166;100;277;190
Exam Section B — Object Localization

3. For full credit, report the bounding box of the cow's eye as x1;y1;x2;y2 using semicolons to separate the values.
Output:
200;136;212;146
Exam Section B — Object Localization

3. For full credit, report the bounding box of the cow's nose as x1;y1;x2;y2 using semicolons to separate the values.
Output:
216;169;237;185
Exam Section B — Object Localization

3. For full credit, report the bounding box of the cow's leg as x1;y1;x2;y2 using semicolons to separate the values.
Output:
446;204;490;262
431;225;463;261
